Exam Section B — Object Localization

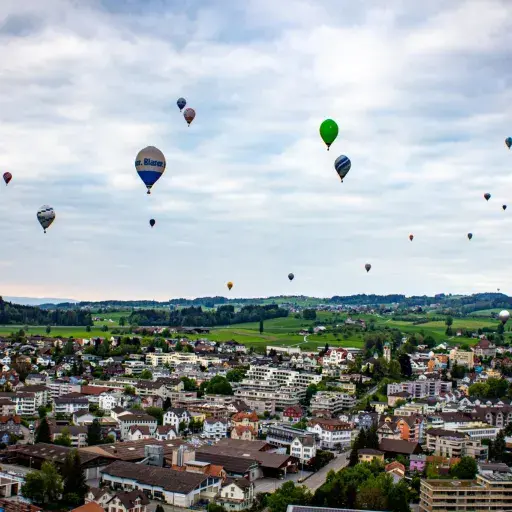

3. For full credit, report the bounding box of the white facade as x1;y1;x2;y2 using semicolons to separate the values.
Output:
290;437;317;464
163;409;190;431
310;391;356;413
54;398;89;415
99;393;121;412
307;422;352;449
203;419;229;439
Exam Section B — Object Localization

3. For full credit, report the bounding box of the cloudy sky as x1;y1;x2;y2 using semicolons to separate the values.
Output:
0;0;511;301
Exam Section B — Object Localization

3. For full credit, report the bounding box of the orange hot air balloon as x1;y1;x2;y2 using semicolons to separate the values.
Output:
227;281;233;291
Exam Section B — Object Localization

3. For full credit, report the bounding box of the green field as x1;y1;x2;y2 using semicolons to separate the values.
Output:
0;310;506;351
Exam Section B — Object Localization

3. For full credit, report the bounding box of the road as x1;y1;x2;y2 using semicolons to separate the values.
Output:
357;382;380;404
303;452;350;491
290;335;310;348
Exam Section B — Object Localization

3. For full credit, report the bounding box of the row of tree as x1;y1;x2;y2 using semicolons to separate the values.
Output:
0;297;92;325
129;304;289;327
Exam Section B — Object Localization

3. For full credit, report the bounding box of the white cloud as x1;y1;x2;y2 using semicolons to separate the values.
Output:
0;0;511;300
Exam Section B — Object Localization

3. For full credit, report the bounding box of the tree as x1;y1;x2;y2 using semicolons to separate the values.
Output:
21;472;45;504
387;480;411;512
124;385;136;396
204;376;233;395
490;430;506;462
163;397;172;411
119;317;126;326
139;369;153;380
146;407;164;425
54;427;72;446
268;481;312;512
155;506;165;512
35;417;52;444
175;340;183;352
226;368;247;382
303;309;317;321
46;325;51;334
63;450;87;504
180;376;197;391
41;461;63;503
38;405;48;419
86;325;91;332
63;340;74;355
87;419;103;446
259;319;264;334
451;456;478;479
445;316;453;327
398;354;412;378
184;344;194;353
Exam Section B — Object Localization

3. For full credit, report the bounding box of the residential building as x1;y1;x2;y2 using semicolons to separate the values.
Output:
49;379;81;399
282;406;304;423
117;412;158;440
54;393;89;415
218;478;254;511
163;408;191;431
0;415;22;436
472;338;496;358
100;460;222;507
203;418;229;439
99;392;121;412
425;429;488;460
387;380;452;399
290;436;317;464
420;473;512;512
307;419;352;450
86;488;150;512
0;398;16;416
449;348;475;369
231;426;256;441
267;425;317;451
52;425;88;448
358;449;384;463
310;391;356;414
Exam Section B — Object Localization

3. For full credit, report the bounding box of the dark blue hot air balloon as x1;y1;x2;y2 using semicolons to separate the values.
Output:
334;155;351;182
506;137;512;149
177;98;186;112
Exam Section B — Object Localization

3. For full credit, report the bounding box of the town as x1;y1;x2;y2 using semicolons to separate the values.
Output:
0;293;510;512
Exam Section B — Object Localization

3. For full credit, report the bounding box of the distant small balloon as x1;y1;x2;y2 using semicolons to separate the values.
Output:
150;219;155;228
499;310;510;324
409;234;414;242
184;108;196;126
506;137;512;149
227;281;233;291
334;155;351;182
177;98;186;112
288;273;294;281
319;119;339;150
503;205;507;211
365;263;371;273
37;205;55;234
467;233;473;240
3;172;12;185
484;193;491;201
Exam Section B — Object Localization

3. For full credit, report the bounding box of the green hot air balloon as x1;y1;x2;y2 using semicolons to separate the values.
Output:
320;119;339;150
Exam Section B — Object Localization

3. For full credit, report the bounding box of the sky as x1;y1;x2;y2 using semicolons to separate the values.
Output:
0;0;511;302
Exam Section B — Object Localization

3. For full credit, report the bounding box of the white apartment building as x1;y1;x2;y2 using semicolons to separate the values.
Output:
54;394;89;415
310;391;356;414
244;365;322;388
387;379;452;399
307;419;352;450
203;418;229;439
99;392;121;412
123;360;146;376
49;380;81;399
145;353;221;367
11;392;37;416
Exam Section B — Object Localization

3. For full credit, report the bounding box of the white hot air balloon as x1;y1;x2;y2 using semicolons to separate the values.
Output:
499;310;510;324
37;205;55;233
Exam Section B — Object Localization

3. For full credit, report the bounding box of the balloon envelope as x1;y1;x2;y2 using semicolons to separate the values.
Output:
506;137;512;149
227;281;233;291
365;263;371;272
319;119;339;150
150;219;155;227
484;193;491;201
409;234;414;241
177;97;186;111
503;205;507;211
3;172;12;185
499;310;510;324
37;205;55;233
288;273;294;281
334;155;351;181
135;146;166;194
184;108;196;125
467;233;473;240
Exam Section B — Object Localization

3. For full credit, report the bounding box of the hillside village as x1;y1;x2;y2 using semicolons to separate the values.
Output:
0;303;511;512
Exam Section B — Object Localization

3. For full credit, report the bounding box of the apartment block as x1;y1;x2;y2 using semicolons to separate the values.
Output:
387;380;452;399
310;391;356;414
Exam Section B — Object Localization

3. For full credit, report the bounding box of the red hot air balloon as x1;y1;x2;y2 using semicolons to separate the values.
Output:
409;234;414;241
3;172;12;185
183;108;196;126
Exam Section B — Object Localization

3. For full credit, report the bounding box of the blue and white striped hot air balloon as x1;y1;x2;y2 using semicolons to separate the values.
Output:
334;155;351;182
135;146;166;194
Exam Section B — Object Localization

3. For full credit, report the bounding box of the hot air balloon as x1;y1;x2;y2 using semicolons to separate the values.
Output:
149;219;155;228
37;205;55;233
503;205;507;211
184;108;196;126
468;233;473;240
288;273;294;281
506;137;512;149
319;119;339;150
135;146;166;194
365;263;371;273
227;281;233;291
3;172;12;185
334;155;351;182
484;193;491;201
499;310;510;324
177;98;186;112
409;234;414;241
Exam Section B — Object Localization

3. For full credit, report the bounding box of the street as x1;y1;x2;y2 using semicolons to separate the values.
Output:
303;451;350;491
